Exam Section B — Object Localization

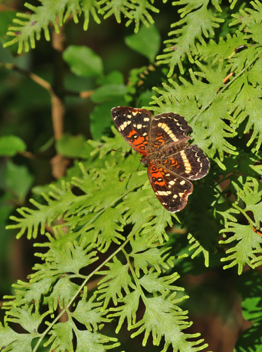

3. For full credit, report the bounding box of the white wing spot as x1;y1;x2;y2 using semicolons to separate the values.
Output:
144;117;150;121
169;180;175;185
158;122;178;142
137;124;142;129
180;150;192;173
156;191;172;196
173;194;178;198
180;180;186;185
119;120;131;131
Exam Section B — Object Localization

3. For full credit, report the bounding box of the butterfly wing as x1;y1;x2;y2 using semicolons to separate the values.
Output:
150;112;192;152
111;106;152;156
161;145;210;181
147;162;193;212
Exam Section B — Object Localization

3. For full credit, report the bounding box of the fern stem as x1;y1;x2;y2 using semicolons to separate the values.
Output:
122;248;148;302
232;203;254;226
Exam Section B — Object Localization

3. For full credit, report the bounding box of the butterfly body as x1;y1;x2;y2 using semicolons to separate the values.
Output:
111;106;210;213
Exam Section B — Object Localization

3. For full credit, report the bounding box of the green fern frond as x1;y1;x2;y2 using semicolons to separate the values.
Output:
0;323;34;350
151;67;238;164
197;32;248;63
7;181;88;239
157;0;224;75
98;0;134;23
98;0;160;32
219;178;262;274
187;233;210;267
97;257;135;308
230;0;262;32
126;0;159;33
3;0;102;53
131;294;207;352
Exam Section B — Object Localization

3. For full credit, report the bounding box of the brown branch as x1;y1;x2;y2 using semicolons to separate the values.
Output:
0;63;52;91
0;64;92;99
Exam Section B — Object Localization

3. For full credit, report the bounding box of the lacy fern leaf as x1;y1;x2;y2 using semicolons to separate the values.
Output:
4;0;101;53
219;178;262;274
157;0;224;75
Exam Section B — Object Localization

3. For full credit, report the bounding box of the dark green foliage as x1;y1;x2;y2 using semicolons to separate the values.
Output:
1;1;262;351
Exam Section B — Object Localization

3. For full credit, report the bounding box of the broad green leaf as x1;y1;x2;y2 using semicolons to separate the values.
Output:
0;135;26;156
63;45;103;77
96;70;124;85
5;161;34;202
0;11;17;43
56;133;92;158
125;24;161;62
91;84;127;103
89;98;126;139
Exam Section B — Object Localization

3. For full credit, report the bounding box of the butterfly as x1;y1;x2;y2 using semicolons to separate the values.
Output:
111;106;210;212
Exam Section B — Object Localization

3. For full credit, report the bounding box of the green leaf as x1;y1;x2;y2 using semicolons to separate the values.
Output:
130;237;173;276
72;299;109;330
0;135;26;156
97;257;134;308
43;241;98;278
56;133;92;158
5;161;34;203
63;45;103;77
3;304;44;335
235;271;262;351
96;70;124;85
45;276;79;310
0;324;33;352
219;178;262;273
125;24;161;61
157;2;224;75
89;99;126;139
0;10;17;51
91;206;126;252
109;290;141;333
91;84;127;103
131;295;207;351
74;329;120;352
46;321;74;351
139;271;182;293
